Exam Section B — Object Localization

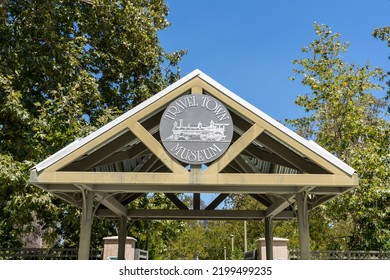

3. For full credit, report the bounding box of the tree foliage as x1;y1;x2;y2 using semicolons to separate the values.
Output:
289;23;390;250
127;193;187;260
0;0;185;248
165;220;249;260
373;26;390;112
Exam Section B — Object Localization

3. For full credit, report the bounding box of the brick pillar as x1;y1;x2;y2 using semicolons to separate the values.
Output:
256;238;289;260
102;236;137;260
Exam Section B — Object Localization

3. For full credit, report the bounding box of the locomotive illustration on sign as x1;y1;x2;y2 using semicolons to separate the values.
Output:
160;94;233;164
167;119;230;142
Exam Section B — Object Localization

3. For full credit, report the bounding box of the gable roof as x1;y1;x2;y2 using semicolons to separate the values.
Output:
30;69;358;221
34;69;355;175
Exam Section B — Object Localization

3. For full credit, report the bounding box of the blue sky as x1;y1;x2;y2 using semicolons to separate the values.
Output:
159;0;389;123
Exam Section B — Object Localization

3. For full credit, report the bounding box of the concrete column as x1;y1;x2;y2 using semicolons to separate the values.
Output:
117;216;128;260
296;192;311;260
78;190;94;260
265;217;273;260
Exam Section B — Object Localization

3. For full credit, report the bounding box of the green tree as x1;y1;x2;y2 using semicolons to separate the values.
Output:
0;0;185;248
166;220;248;260
289;23;390;250
165;220;209;260
373;26;390;112
127;193;187;260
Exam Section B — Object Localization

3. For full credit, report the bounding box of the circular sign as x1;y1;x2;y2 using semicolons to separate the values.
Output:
160;94;233;165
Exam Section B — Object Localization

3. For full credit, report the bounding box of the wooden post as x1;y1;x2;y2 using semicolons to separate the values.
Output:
296;192;311;260
265;217;273;260
244;221;247;252
117;216;127;260
78;190;94;260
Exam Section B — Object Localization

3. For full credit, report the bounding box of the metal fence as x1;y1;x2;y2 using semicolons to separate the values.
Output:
1;248;389;260
0;248;102;260
289;250;390;260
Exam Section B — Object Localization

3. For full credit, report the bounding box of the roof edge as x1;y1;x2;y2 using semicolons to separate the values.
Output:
197;71;356;176
34;69;202;172
33;69;356;176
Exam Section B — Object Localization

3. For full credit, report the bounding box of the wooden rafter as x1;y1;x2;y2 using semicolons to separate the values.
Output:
127;121;188;174
62;130;136;171
205;123;265;174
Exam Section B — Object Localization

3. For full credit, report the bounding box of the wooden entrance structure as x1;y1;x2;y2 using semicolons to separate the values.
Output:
30;70;358;260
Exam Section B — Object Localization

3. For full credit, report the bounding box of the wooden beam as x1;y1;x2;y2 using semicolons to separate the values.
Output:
34;171;359;190
205;194;229;210
310;186;355;194
38;184;79;192
117;216;127;260
139;110;163;131
249;194;272;207
153;163;170;173
205;124;265;174
95;209;295;220
241;144;297;170
78;189;94;260
265;194;296;218
52;192;83;208
139;155;159;172
91;184;300;194
94;192;128;217
230;110;252;132
128;78;197;125
63;130;136;171
120;193;145;206
258;133;329;174
127;121;188;174
191;86;202;94
234;155;258;173
77;184;128;217
308;194;337;210
265;217;273;260
296;192;311;260
226;160;245;173
164;193;189;210
193;193;201;210
196;78;346;175
96;143;149;168
220;165;240;173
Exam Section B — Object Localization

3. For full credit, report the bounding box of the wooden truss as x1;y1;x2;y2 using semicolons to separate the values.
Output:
30;70;358;260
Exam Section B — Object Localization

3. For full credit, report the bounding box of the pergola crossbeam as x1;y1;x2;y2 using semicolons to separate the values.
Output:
95;209;295;220
33;171;358;189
